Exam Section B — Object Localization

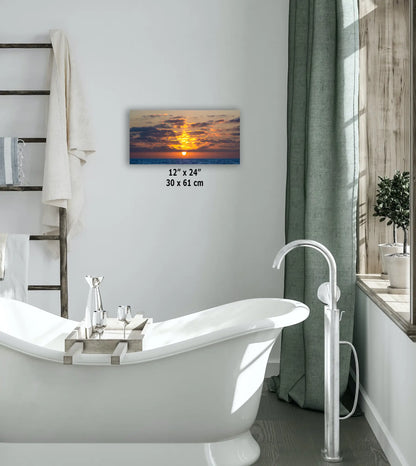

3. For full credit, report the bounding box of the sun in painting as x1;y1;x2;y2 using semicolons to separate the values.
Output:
182;151;187;156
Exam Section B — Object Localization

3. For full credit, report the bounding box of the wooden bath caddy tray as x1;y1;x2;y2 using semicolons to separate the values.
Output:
64;315;152;365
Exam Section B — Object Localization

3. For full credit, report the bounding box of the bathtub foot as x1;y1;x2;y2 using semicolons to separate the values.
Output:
0;431;260;466
204;430;261;466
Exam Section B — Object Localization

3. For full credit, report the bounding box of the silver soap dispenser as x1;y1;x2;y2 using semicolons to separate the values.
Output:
84;276;107;337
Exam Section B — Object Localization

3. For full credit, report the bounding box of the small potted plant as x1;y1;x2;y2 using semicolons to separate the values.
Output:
374;173;404;277
375;171;410;290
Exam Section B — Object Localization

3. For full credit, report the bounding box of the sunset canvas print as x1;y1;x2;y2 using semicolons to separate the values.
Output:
130;110;240;164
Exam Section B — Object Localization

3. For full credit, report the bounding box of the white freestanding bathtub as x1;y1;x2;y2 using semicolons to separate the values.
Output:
0;297;309;466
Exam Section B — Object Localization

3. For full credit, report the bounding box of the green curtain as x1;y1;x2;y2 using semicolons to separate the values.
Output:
269;0;359;412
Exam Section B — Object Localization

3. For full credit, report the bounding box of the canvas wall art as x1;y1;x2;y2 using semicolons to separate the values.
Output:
129;109;240;164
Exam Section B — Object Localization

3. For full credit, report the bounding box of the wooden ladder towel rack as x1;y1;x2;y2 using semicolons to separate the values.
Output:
0;42;68;318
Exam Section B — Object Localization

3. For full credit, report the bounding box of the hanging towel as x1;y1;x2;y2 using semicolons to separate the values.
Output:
42;29;95;242
0;234;7;280
0;137;24;185
0;234;29;302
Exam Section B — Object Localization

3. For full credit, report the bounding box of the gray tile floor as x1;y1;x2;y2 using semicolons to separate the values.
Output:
251;381;389;466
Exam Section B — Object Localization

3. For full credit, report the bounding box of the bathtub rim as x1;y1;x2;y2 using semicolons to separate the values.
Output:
0;297;309;366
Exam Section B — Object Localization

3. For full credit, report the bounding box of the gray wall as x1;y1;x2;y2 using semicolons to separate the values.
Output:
0;0;288;331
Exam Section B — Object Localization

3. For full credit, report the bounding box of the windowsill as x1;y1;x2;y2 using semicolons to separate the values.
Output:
356;274;416;341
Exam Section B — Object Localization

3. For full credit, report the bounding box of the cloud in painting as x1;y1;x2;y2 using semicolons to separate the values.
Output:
164;117;186;126
190;122;212;128
130;126;176;142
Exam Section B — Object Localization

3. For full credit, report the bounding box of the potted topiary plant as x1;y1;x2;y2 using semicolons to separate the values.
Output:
374;173;405;277
375;171;410;290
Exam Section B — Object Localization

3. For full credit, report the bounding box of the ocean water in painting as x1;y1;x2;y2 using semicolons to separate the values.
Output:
130;151;239;165
130;110;240;165
130;158;239;164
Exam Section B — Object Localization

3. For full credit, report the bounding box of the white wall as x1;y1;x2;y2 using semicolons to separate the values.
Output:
354;288;416;466
0;0;288;337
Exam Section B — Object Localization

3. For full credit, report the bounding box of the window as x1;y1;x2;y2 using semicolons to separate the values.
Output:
357;0;415;335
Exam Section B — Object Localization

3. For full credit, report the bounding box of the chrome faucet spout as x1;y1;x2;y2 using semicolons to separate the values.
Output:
273;239;338;311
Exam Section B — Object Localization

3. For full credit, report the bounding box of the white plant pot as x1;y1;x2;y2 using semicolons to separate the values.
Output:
378;243;403;275
385;253;410;290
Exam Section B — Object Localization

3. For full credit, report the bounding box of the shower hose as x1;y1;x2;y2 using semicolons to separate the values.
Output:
339;340;360;420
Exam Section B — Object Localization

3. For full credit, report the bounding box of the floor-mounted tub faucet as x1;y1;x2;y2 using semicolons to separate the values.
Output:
273;239;343;463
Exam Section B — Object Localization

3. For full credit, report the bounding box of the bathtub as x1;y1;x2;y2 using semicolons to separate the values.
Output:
0;297;309;466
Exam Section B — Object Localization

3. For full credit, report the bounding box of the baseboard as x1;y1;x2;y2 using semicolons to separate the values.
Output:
350;371;408;466
265;360;280;378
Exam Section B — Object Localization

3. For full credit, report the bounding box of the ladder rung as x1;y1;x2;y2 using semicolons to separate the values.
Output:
30;235;60;241
20;138;46;143
0;43;52;49
0;90;50;95
0;186;42;191
28;285;61;291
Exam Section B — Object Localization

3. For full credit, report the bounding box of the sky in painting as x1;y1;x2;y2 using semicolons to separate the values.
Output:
130;109;240;161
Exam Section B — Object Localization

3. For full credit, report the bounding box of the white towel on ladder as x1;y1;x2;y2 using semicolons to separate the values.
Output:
0;234;29;302
42;29;95;244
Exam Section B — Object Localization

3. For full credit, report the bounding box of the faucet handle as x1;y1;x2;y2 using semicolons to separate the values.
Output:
317;282;341;305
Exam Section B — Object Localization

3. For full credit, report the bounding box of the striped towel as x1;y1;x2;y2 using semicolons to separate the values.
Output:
0;137;24;185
